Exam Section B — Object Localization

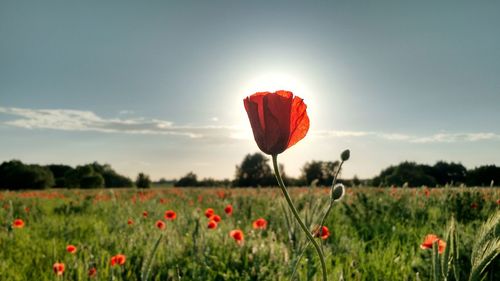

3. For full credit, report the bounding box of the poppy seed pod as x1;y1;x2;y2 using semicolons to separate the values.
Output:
244;91;309;155
331;183;345;201
341;149;350;161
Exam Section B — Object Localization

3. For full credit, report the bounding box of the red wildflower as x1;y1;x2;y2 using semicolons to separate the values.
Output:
207;220;218;229
66;244;77;254
53;262;65;276
164;210;177;221
88;267;97;278
312;225;330;240
224;204;233;215
142;211;148;218
155;220;166;230
252;218;268;229
205;208;214;218
420;234;446;254
12;219;24;228
209;214;221;222
110;254;126;266
497;199;500;205
127;219;133;225
471;203;478;209
230;229;244;244
243;90;309;155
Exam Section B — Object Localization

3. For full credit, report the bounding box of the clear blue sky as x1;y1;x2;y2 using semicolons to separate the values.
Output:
1;0;499;180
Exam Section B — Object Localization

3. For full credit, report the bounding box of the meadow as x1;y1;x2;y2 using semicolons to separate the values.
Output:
0;187;498;281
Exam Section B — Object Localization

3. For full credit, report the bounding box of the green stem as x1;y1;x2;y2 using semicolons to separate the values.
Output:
318;161;344;241
272;154;327;281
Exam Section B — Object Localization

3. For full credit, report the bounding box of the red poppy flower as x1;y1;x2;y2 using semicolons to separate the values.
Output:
420;234;446;254
142;211;148;218
207;220;218;229
312;225;330;240
88;267;97;278
164;210;177;221
252;218;268;230
224;204;233;215
12;219;24;228
66;244;77;254
155;220;166;230
497;199;500;205
209;214;221;223
127;219;133;225
110;254;126;266
243;91;309;155
230;229;244;244
205;208;214;218
471;203;478;209
53;262;65;276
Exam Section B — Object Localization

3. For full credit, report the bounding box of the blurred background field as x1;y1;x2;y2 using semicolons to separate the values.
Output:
1;187;498;281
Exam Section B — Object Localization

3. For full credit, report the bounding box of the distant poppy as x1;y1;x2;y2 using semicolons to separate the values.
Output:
420;234;446;254
209;214;221;223
497;199;500;205
164;210;177;221
224;204;233;215
110;254;126;266
244;91;309;155
471;203;478;209
312;225;330;240
127;219;133;225
12;219;24;228
66;244;77;254
155;220;166;230
205;208;214;218
207;220;217;229
252;218;268;230
142;211;148;218
230;229;244;244
53;262;65;276
88;267;97;278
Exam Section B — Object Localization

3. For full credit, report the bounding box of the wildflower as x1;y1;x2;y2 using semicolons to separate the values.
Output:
230;229;244;244
12;219;24;228
207;220;217;229
420;234;446;254
313;226;330;240
243;91;309;155
252;218;268;229
110;254;126;266
209;214;221;222
224;204;233;215
66;244;77;254
53;262;65;276
471;202;478;209
205;208;214;218
88;267;97;277
142;211;148;218
155;220;166;230
164;210;177;221
127;219;133;225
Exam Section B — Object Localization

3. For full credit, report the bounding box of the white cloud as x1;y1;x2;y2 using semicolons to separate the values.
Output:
0;107;233;138
1;107;499;143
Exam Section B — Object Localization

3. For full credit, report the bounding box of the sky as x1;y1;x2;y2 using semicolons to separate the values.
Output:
1;0;499;180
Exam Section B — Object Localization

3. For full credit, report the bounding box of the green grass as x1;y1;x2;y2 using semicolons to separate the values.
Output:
0;187;498;280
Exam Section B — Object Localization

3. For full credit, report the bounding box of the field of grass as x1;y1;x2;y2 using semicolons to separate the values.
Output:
0;187;498;281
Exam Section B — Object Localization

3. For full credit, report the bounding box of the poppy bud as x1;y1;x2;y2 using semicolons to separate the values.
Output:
331;183;345;201
341;149;350;161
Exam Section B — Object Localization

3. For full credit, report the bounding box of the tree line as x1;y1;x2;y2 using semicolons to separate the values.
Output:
1;154;499;189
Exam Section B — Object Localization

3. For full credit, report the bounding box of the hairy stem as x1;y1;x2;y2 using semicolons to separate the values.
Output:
272;154;327;281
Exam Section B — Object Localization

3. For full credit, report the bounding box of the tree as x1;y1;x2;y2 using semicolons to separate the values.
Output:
0;160;54;190
371;162;437;187
233;153;274;187
431;161;467;186
80;174;105;189
301;160;340;186
136;173;152;188
174;172;198;187
89;162;133;188
47;164;74;187
467;165;500;186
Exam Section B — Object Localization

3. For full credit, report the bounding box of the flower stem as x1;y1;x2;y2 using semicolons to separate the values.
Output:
272;154;327;281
